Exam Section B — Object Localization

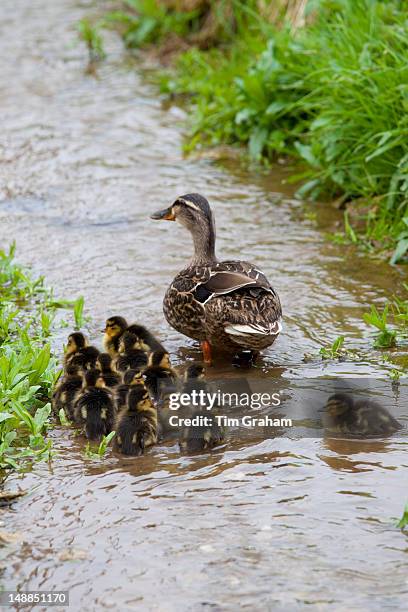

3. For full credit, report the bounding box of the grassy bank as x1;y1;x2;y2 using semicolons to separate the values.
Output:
91;0;408;263
0;245;74;473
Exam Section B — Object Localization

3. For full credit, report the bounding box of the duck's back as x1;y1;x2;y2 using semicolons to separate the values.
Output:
164;259;282;351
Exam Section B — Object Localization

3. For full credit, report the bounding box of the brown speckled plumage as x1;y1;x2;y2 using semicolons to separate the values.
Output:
152;194;282;354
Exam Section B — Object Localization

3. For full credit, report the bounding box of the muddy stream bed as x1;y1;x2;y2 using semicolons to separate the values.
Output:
0;0;407;610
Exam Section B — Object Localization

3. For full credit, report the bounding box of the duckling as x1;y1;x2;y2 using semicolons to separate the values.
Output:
179;415;225;452
68;345;100;371
183;364;206;393
96;352;121;387
179;367;225;452
147;349;174;372
126;323;167;353
102;316;128;357
115;369;145;412
74;369;115;441
64;332;87;369
114;331;149;373
113;386;158;456
184;364;205;380
323;393;402;437
52;362;83;421
143;355;177;404
142;354;178;438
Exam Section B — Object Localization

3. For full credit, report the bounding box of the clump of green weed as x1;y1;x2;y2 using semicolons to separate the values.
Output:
84;432;116;459
363;305;397;349
397;503;408;530
0;244;80;472
77;18;106;62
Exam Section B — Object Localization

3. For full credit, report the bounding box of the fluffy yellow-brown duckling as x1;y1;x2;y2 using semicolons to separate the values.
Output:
183;364;206;392
179;416;225;452
114;331;149;373
102;316;128;357
96;352;121;387
68;346;100;372
142;352;178;438
147;348;173;371
143;352;177;405
115;369;145;412
74;369;115;441
179;365;225;452
113;386;158;456
126;323;166;354
52;362;83;421
323;393;402;437
64;332;85;367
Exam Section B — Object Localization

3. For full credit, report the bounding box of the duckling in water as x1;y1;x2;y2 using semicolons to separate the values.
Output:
74;369;115;441
96;352;121;387
114;386;158;456
64;332;99;371
114;331;149;373
52;362;83;421
147;349;173;372
143;351;177;405
323;393;402;437
179;415;225;452
179;366;225;452
183;364;205;392
126;323;166;353
115;369;145;412
102;316;128;357
64;332;86;367
69;346;100;371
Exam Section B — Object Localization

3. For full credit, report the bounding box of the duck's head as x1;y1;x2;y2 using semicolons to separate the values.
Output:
184;364;205;381
84;368;105;388
66;332;87;356
128;386;150;411
326;393;354;417
123;369;145;386
103;316;128;340
151;193;217;264
96;352;112;372
65;362;81;377
118;331;139;354
148;349;172;370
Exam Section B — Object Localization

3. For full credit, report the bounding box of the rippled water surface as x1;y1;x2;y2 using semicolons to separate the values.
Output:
1;1;407;610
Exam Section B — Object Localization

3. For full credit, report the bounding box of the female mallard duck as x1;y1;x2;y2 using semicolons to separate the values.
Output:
151;193;282;363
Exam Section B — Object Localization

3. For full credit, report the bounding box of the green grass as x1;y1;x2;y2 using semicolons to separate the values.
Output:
397;502;408;529
99;0;408;262
363;289;408;349
84;432;116;459
77;18;106;62
0;244;80;472
319;336;347;360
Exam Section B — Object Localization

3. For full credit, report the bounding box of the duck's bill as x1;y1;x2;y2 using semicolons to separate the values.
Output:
150;206;175;221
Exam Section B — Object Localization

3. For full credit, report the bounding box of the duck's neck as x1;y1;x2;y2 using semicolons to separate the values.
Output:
190;220;217;266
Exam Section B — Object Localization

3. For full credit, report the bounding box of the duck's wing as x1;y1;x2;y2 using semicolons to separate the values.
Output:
193;261;276;303
198;262;282;344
